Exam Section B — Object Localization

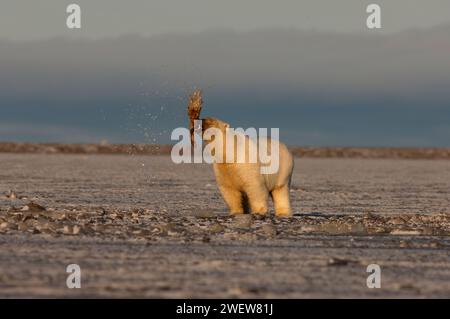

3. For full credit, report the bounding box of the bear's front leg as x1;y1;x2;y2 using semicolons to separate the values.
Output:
219;186;244;214
271;185;291;217
245;184;269;215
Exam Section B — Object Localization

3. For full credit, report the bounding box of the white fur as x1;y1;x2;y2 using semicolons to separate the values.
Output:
202;117;294;217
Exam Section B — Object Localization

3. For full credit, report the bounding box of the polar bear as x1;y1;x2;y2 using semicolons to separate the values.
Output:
200;117;294;217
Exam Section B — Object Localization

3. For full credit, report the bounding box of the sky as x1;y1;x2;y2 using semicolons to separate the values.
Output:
1;0;450;146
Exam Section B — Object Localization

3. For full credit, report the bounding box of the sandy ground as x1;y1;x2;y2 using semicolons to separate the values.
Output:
1;154;450;298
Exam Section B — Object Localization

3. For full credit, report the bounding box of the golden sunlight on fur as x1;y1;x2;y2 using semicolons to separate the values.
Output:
187;90;294;217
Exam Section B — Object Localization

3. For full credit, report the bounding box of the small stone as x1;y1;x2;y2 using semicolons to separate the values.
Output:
39;228;54;234
390;217;405;225
349;222;367;234
136;229;152;237
193;210;215;219
232;214;253;229
430;242;443;248
73;225;81;235
327;257;355;266
397;283;420;292
94;224;107;232
0;222;13;229
81;226;95;235
6;190;17;199
367;226;389;234
300;226;317;233
208;223;225;233
17;222;29;231
390;229;421;236
260;224;277;237
252;214;268;221
160;223;177;233
234;232;257;241
22;202;46;212
421;227;434;236
399;240;410;248
202;236;211;243
168;229;180;237
131;212;139;218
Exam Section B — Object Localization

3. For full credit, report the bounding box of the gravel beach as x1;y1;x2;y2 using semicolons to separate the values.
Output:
1;154;450;298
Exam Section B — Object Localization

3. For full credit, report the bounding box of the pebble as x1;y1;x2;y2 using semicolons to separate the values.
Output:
208;223;225;233
73;225;81;235
63;225;73;234
399;240;410;248
0;222;14;230
17;222;29;231
155;223;180;236
421;227;434;236
327;257;355;266
202;236;211;243
390;229;421;236
390;217;405;225
350;222;367;234
21;203;46;212
232;214;253;229
6;190;17;199
259;224;275;237
168;230;178;236
193;210;216;219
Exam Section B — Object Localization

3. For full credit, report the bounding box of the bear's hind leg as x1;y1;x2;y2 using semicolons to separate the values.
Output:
219;186;244;215
271;185;291;217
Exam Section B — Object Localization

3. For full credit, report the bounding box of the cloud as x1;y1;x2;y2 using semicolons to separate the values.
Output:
1;26;449;145
1;26;450;100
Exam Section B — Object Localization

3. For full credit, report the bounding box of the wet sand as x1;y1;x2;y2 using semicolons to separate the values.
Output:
1;154;450;298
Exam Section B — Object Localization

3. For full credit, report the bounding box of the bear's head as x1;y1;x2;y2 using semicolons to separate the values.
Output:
200;117;230;161
201;117;230;146
201;117;229;135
